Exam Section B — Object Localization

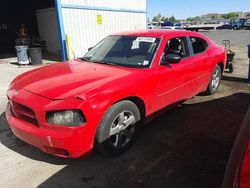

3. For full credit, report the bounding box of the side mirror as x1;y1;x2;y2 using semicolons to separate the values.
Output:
161;54;182;65
166;54;182;64
88;47;94;51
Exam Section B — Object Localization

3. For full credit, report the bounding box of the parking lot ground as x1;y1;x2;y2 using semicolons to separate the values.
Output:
202;30;250;80
0;30;250;188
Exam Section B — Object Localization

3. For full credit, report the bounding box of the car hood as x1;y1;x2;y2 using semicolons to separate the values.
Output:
11;60;139;100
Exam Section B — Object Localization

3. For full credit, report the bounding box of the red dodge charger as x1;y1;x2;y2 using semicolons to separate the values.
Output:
6;30;227;158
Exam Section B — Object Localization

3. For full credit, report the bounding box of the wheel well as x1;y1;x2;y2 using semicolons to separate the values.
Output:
217;62;224;72
120;97;146;120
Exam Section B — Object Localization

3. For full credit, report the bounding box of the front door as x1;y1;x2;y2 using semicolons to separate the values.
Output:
154;37;193;110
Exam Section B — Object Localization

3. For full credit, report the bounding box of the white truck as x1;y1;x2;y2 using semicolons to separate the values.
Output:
184;23;223;32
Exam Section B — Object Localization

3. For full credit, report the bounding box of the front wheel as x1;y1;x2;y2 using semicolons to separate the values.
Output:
95;100;140;156
233;26;238;30
205;65;222;95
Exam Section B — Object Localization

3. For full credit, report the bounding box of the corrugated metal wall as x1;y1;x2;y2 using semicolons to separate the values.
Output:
61;0;146;12
60;0;147;57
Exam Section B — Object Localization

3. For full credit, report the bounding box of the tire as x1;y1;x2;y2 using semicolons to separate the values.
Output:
95;100;140;156
228;63;233;73
233;26;238;30
205;65;222;95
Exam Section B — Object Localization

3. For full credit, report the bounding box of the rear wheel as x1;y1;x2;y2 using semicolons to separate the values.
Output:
228;62;234;73
205;65;222;95
95;100;140;156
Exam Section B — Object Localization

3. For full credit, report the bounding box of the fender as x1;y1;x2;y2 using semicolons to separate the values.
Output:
76;89;115;115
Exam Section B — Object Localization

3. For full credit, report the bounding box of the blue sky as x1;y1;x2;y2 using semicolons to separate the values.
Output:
148;0;250;19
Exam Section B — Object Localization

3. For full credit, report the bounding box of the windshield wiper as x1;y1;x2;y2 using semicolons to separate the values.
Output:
92;60;117;66
79;57;91;62
79;58;118;66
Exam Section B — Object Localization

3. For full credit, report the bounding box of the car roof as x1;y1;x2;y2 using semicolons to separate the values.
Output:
113;29;199;38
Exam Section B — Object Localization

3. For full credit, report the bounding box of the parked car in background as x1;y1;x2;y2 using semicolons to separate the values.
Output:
230;18;245;30
161;21;174;27
6;30;226;158
217;24;233;30
147;23;156;29
174;23;183;28
162;26;183;30
244;19;250;29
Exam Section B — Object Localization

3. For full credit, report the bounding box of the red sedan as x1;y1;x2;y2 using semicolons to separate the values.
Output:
6;30;227;158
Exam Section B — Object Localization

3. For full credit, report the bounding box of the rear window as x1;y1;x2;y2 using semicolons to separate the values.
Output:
190;37;208;54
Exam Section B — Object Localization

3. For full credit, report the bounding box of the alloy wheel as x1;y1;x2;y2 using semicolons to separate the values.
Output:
109;111;136;149
211;68;220;90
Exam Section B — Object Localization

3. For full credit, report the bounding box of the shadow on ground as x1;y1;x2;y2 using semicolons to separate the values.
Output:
222;75;249;83
1;93;249;188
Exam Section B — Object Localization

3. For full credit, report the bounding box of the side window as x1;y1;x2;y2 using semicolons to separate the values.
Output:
165;37;189;58
190;37;208;54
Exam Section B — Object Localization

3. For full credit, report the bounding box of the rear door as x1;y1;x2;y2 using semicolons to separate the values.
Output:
186;36;210;96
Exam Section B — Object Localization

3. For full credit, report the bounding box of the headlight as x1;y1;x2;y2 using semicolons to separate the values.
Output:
46;110;86;126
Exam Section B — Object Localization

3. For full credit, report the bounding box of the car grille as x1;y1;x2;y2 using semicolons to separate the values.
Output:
9;100;39;127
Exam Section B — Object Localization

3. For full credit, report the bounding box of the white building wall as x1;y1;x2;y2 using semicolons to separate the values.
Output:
61;0;146;11
61;0;147;57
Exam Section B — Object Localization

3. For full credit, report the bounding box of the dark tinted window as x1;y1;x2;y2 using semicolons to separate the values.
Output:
190;37;208;54
165;37;189;57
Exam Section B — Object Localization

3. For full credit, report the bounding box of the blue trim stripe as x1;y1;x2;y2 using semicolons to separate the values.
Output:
55;0;68;61
61;4;147;14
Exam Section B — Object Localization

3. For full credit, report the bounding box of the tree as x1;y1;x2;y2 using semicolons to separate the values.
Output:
164;17;169;22
169;15;176;22
161;16;166;22
227;12;237;19
192;16;201;21
152;13;162;22
186;17;193;22
152;16;158;22
156;13;162;22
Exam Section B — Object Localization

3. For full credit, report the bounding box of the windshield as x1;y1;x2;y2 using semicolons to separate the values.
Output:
82;35;160;68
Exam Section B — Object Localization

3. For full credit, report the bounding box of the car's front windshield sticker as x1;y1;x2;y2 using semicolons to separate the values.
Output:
136;37;156;43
